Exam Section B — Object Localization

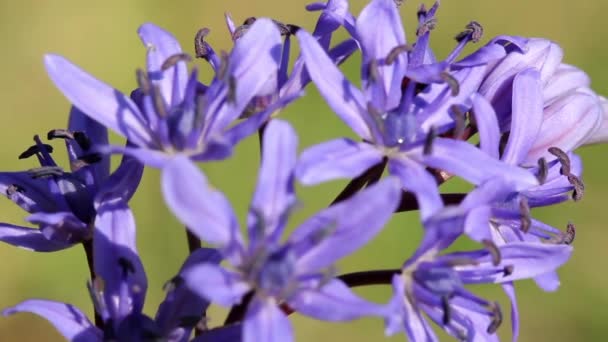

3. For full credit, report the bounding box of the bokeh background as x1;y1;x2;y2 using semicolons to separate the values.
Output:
0;0;606;340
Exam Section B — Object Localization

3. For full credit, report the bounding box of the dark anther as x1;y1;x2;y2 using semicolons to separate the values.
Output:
6;184;25;196
136;68;151;95
272;19;292;36
217;51;230;80
161;53;192;71
71;153;103;171
368;59;380;82
487;302;503;334
73;131;91;151
18;144;53;160
47;129;74;141
416;17;437;37
194;28;211;59
232;24;251;41
243;17;257;25
537;157;548;184
503;265;514;277
152;85;167;117
286;24;301;35
482;239;501;266
455;21;483;43
440;71;460;96
423;126;436;155
564;222;576;245
386;44;412;65
548;146;571;176
567;174;584;201
519;197;531;233
227;76;237;103
118;257;136;277
450;105;466;139
441;295;451;325
162;275;183;292
417;4;427;18
28;166;63;178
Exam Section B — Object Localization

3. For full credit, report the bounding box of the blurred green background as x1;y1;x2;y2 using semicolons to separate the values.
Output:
0;0;606;340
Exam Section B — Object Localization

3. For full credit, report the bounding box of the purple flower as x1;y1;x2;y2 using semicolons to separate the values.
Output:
162;120;401;342
294;0;538;214
44;20;289;168
3;200;222;342
0;107;142;252
383;184;572;341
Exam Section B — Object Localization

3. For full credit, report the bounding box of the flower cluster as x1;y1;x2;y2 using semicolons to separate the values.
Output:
1;0;606;341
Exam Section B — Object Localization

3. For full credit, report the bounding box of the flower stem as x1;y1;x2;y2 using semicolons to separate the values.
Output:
338;269;400;287
82;240;104;330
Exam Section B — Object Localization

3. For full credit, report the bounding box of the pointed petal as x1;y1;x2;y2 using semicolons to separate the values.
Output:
388;157;442;221
95;153;144;207
2;299;101;341
453;43;507;68
296;29;373;140
533;271;561;292
93;201;147;322
207;19;282;134
138;23;188;106
501;68;543;165
161;156;241;248
502;283;519;342
583;95;608;145
0;223;71;252
289;279;384;321
291;177;401;273
415;138;539;191
96;144;171;169
67;106;110;183
182;263;250;307
0;172;57;213
249;120;297;240
296;139;383;185
44;54;152;147
243;299;293;342
155;248;222;335
471;94;500;159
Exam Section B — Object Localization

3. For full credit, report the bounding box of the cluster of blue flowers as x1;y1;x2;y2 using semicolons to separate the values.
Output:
1;0;606;341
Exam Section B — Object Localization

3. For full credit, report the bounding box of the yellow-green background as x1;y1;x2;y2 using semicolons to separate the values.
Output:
0;0;606;340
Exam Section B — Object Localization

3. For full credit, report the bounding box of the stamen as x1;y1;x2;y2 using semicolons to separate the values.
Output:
152;85;167;117
136;68;151;95
386;44;412;65
71;154;103;171
486;302;503;334
73;131;91;151
161;53;192;71
423;126;436;155
243;17;257;25
28;166;63;178
272;19;292;36
519;197;531;233
417;17;437;37
368;59;380;82
18;144;53;160
194;28;211;59
450;105;466;139
6;184;25;196
117;257;136;278
441;295;451;325
548;147;571;175
440;71;460;96
503;265;514;277
47;129;74;141
455;21;483;43
286;24;301;35
536;157;548;184
564;222;576;245
567;174;584;201
482;239;501;266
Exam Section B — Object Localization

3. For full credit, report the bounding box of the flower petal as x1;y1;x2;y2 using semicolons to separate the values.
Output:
44;54;152;147
0;172;57;213
296;29;373;140
27;211;89;244
243;299;293;342
96;144;171;169
388;157;442;221
583;95;608;145
93;201;147;322
161;156;241;248
471;94;500;159
94;153;144;207
289;279;384;321
291;177;401;273
502;282;519;342
138;23;188;106
414;138;539;191
67;106;110;184
182;263;250;307
2;299;101;341
296;139;383;185
501;68;543;165
0;223;71;251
